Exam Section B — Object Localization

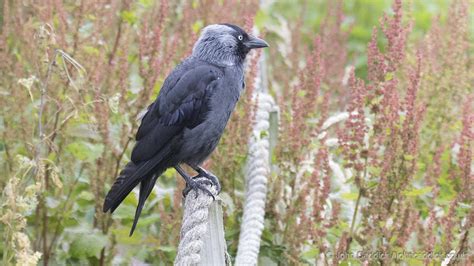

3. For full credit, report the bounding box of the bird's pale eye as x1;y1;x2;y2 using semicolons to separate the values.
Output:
238;35;243;41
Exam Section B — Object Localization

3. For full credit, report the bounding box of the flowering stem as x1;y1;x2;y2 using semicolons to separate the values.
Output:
349;155;369;246
36;50;57;160
349;189;362;238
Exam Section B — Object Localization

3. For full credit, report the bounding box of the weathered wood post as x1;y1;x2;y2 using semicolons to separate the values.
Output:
174;183;227;266
200;199;228;265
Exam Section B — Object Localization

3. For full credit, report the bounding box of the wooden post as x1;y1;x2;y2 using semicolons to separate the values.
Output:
200;198;228;266
174;185;227;266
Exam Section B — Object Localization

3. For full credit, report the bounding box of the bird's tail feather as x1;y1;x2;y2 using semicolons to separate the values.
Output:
129;173;161;236
103;162;143;213
103;146;171;214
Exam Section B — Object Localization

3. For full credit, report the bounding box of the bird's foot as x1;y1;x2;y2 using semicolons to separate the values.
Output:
175;165;221;199
182;178;215;199
192;168;221;194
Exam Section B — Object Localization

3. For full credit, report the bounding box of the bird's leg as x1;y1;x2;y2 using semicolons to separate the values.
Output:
188;165;221;194
175;165;215;199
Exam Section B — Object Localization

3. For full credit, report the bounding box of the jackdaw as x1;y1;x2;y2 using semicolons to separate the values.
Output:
103;23;268;235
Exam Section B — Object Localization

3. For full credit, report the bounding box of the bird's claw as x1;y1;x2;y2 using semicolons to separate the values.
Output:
193;169;221;194
182;178;215;200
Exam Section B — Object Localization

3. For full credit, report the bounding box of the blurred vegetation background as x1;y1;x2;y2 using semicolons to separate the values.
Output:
0;0;472;265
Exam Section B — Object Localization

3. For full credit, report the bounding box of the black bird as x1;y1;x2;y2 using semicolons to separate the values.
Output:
103;24;268;235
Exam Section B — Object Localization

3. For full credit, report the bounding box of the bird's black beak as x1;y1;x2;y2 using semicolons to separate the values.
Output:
245;36;269;49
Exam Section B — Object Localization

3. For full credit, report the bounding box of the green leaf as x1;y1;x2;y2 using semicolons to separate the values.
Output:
254;10;268;28
192;20;204;34
341;192;359;200
83;45;100;57
111;228;143;245
385;72;394;81
156;245;176;263
301;247;318;260
404;186;432;197
366;180;378;189
139;213;160;226
65;141;104;162
368;166;382;177
297;90;307;97
437;174;456;202
157;245;175;253
76;191;94;207
69;230;107;259
113;204;136;220
121;10;137;25
138;0;154;8
78;191;94;201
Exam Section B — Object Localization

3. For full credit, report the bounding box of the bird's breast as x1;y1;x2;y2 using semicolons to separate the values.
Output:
180;69;244;165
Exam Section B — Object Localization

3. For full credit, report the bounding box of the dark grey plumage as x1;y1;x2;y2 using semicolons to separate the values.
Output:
103;24;268;235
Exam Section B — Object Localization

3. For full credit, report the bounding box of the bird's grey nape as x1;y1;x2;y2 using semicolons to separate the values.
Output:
192;24;242;66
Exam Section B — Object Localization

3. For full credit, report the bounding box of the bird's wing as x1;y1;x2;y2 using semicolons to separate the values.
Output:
131;64;221;162
103;64;221;216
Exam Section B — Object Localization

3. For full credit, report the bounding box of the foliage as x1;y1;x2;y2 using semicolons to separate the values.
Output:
0;0;472;265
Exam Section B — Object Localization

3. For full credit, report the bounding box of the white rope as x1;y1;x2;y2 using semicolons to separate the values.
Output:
174;181;218;266
235;92;276;265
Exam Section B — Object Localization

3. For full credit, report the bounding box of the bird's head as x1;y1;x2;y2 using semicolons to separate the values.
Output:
192;23;268;66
